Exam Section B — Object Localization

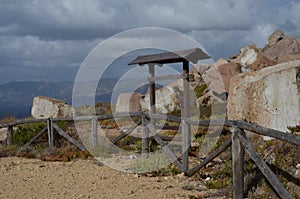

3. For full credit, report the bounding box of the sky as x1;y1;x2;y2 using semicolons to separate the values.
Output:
0;0;300;84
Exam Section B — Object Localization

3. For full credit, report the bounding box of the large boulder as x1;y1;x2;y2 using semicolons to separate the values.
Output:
115;92;142;113
31;96;73;119
141;80;183;114
227;60;300;136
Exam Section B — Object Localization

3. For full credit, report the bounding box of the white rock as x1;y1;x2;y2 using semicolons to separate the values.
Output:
31;96;73;119
227;60;300;137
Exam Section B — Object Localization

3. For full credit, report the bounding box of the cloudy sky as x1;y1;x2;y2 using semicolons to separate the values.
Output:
0;0;300;84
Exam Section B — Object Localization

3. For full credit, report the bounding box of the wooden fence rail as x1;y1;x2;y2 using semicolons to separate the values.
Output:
0;111;299;199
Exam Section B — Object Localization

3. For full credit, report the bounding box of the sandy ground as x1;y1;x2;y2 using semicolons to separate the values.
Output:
0;157;228;199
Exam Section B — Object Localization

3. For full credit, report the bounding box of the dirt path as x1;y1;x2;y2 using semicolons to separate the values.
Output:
0;157;228;199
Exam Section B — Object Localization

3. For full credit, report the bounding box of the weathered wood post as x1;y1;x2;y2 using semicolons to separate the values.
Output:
141;113;149;159
182;60;191;172
6;125;13;146
236;128;293;199
47;118;54;147
231;126;245;199
145;64;156;158
92;116;98;148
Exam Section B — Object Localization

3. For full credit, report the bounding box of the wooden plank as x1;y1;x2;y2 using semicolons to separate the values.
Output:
47;118;54;147
92;116;98;148
112;120;141;144
0;118;47;128
148;122;183;171
182;60;191;172
231;127;244;199
52;123;86;151
156;125;179;130
141;114;149;159
149;64;156;115
6;126;13;146
147;74;183;82
26;127;48;146
128;48;211;65
236;128;293;199
231;120;300;146
185;137;232;177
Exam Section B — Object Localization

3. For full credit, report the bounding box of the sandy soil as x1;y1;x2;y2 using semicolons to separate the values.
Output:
0;157;228;199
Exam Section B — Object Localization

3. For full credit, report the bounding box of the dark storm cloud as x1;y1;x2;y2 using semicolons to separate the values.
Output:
0;0;299;84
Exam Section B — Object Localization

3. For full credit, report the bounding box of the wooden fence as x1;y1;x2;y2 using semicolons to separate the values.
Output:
1;111;300;199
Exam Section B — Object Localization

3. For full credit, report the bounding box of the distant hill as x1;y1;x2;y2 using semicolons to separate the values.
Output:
0;79;152;106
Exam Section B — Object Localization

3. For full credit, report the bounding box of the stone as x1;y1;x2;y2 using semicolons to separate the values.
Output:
115;92;142;113
31;96;73;119
141;80;183;114
191;63;211;75
197;59;241;106
234;45;276;72
295;164;300;178
217;62;241;92
197;90;225;106
0;128;7;143
227;60;300;137
268;30;285;47
278;53;300;64
263;35;300;60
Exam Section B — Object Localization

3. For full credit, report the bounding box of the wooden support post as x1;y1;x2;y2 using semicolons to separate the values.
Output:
52;123;86;151
141;113;149;159
182;60;191;172
26;127;48;146
185;138;232;177
231;127;245;199
92;116;98;148
147;64;155;159
6;125;13;146
148;64;156;116
47;118;54;147
112;120;141;144
148;122;183;170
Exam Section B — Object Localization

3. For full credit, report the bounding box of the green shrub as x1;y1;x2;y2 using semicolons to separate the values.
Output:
12;122;47;145
194;84;208;98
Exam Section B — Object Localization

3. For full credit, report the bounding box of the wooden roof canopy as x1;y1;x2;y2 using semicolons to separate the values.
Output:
128;48;211;65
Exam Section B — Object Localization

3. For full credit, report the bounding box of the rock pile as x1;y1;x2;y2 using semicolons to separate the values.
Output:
115;30;300;134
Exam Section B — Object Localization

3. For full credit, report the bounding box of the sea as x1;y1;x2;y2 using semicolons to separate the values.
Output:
0;105;32;119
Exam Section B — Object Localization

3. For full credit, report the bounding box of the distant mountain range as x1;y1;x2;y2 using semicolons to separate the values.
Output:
0;79;153;106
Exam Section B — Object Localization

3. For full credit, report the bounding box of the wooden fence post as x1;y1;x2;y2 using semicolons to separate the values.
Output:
236;129;293;199
6;125;13;146
231;127;244;199
92;116;98;148
141;113;149;159
182;60;191;172
47;118;54;147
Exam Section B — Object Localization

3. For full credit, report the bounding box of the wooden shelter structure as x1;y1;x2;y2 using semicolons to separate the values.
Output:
128;48;211;171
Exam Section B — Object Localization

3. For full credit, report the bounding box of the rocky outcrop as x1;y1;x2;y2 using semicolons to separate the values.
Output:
227;60;300;136
31;96;73;119
262;30;300;61
115;92;142;113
